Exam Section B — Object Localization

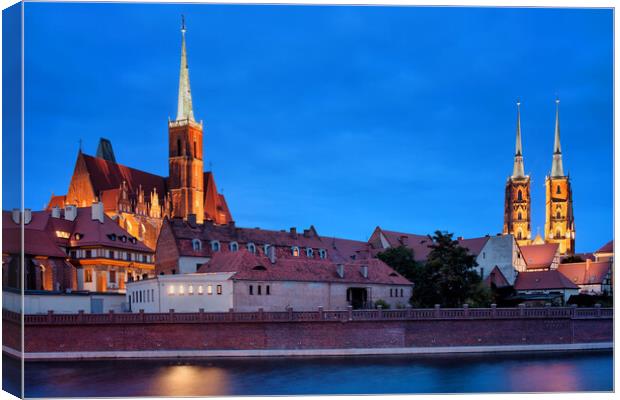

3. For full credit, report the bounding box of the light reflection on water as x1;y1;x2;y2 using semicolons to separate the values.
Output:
12;350;613;397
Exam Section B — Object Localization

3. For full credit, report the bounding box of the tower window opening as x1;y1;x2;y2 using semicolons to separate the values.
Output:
194;141;197;157
177;139;182;156
556;229;561;238
517;190;523;201
517;212;522;221
556;185;561;195
517;231;522;240
556;211;561;219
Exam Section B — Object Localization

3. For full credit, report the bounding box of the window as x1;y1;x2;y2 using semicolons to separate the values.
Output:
85;250;92;258
291;246;300;257
400;288;404;297
230;242;239;252
266;285;270;295
306;248;314;258
188;285;194;295
192;239;202;251
198;285;204;295
318;249;327;259
517;231;522;240
263;244;271;255
151;289;154;302
217;285;222;295
556;229;561;239
556;211;561;219
193;141;197;157
139;291;142;303
177;139;182;156
168;285;175;295
109;270;116;283
482;252;486;259
258;285;262;295
556;185;561;195
179;285;185;295
249;285;253;295
517;190;523;201
83;269;92;283
207;285;213;295
211;241;220;252
247;243;256;254
390;289;393;297
517;212;522;221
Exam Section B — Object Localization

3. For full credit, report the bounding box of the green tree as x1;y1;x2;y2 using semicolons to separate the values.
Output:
425;231;489;308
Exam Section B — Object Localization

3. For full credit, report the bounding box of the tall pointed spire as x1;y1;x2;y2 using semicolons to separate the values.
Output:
551;98;564;177
512;99;525;178
176;15;195;122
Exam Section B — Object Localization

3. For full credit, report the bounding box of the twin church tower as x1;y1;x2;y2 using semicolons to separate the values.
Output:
503;100;575;255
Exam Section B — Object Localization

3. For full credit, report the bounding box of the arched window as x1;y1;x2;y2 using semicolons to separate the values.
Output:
556;185;561;195
517;190;523;201
263;244;271;256
177;139;182;156
229;241;239;252
556;211;561;219
193;141;197;157
291;246;300;257
306;248;314;258
556;229;561;238
517;212;522;221
247;243;256;254
192;239;202;251
517;230;522;240
318;249;327;259
211;240;220;252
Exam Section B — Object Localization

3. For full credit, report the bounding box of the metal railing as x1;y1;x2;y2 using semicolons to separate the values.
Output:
3;304;612;326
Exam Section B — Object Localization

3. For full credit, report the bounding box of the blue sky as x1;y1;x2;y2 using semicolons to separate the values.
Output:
19;3;612;252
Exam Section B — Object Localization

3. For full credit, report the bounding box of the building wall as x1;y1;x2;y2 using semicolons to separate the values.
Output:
8;314;612;354
233;281;412;312
2;290;125;314
477;235;525;285
178;256;210;274
126;273;234;312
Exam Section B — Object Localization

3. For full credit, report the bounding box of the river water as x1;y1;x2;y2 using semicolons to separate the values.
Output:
4;351;613;397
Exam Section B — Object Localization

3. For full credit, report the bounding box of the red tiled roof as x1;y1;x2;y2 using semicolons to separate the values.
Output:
514;270;579;290
557;261;611;286
484;266;510;288
328;237;372;262
81;153;167;204
457;237;490;256
595;240;613;254
520;243;559;270
3;212;67;258
47;195;66;209
199;249;412;285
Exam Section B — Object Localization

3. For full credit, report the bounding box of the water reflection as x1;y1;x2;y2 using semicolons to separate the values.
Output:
17;350;612;397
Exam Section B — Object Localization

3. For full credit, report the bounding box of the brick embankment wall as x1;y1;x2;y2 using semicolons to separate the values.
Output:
2;307;613;354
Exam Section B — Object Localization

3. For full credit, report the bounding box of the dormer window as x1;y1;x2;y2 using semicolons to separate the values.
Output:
247;242;256;254
56;231;70;239
74;233;83;241
192;239;202;251
120;235;127;243
263;244;271;256
211;240;220;252
318;249;327;259
107;233;116;241
306;248;314;258
291;246;300;257
129;237;137;244
230;242;239;252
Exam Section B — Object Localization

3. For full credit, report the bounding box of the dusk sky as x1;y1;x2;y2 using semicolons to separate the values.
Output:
18;3;612;252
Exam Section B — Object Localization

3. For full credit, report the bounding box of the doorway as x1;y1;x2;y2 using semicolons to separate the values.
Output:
347;287;369;309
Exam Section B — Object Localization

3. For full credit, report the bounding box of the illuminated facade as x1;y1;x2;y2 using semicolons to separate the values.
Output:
503;101;531;246
544;99;575;255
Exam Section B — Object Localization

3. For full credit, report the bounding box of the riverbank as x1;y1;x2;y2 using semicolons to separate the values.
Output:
3;306;612;361
3;342;613;361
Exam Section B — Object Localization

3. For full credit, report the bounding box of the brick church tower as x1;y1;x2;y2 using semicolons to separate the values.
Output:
544;99;575;255
503;101;531;246
168;18;205;224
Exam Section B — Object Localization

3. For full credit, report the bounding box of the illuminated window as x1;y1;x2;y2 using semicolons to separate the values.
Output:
306;248;314;258
207;285;213;295
188;285;194;295
84;269;92;283
217;285;222;295
230;242;239;252
198;285;204;295
211;241;220;252
291;246;300;257
168;285;175;295
55;231;70;239
192;239;202;251
179;285;185;295
247;243;256;254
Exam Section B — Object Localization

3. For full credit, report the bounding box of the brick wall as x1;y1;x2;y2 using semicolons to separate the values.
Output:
3;307;612;354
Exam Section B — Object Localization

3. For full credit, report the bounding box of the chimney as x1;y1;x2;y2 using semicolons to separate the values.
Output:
187;214;197;227
11;209;20;224
23;209;32;225
457;236;464;241
303;229;310;238
290;227;297;237
64;205;77;221
51;206;61;218
91;202;104;223
268;246;276;264
360;265;368;279
336;264;345;278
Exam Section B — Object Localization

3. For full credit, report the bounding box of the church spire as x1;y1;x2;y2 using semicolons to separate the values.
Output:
176;15;195;122
512;100;525;179
550;98;564;177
